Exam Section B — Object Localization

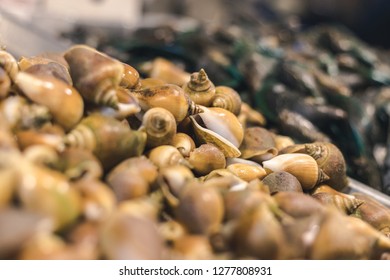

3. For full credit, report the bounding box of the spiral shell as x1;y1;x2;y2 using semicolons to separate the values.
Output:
211;86;242;115
64;114;146;170
140;107;177;148
262;153;329;190
15;72;84;131
262;171;303;194
64;45;124;108
147;145;191;169
190;107;244;157
170;132;195;157
131;84;201;122
182;69;215;106
0;50;18;81
226;158;267;182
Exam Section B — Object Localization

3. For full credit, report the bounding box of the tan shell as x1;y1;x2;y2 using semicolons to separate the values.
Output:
131;84;201;122
238;102;266;128
190;107;244;158
170;132;195;157
120;62;141;89
140;107;177;148
147;145;190;169
182;69;215;106
211;86;242;115
227;162;267;182
64;45;124;108
0;50;19;81
239;126;278;162
15;72;84;131
262;153;329;190
0;68;11;99
188;143;226;176
139;78;166;89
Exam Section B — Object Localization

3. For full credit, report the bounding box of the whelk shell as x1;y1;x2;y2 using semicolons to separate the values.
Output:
190;106;244;158
262;153;329;190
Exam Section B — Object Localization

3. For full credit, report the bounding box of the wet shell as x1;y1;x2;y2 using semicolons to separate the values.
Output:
15;72;84;131
188;143;226;176
64;44;124;108
64;114;146;170
140;57;190;86
120;62;141;89
190;107;244;158
140;107;177;148
0;50;18;81
170;132;195;157
131;84;200;122
239;126;278;163
262;153;329;190
148;145;191;169
211;86;242;115
182;69;215;106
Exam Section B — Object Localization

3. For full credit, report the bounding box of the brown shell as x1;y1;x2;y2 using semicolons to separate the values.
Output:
211;86;242;115
182;69;215;106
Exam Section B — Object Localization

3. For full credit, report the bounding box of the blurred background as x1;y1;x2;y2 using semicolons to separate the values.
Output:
1;0;390;56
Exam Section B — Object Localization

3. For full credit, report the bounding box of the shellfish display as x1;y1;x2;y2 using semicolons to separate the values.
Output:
1;28;390;260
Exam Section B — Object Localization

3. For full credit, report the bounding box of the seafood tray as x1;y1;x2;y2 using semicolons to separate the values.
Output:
1;2;390;261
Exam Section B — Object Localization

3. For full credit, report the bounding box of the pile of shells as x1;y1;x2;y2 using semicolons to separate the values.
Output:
1;45;390;259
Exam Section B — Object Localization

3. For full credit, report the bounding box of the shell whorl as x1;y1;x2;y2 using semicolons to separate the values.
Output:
0;51;19;81
64;124;96;151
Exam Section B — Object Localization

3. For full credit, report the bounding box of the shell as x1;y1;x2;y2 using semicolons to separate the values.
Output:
262;153;329;190
0;95;51;131
118;193;162;221
139;107;177;148
131;84;201;122
170;132;195;157
312;185;364;214
106;156;158;201
262;171;303;194
211;86;242;115
188;143;226;176
64;114;146;171
175;181;224;235
309;208;390;259
304;142;348;191
16;124;65;151
352;193;390;238
147;145;191;169
0;68;11;99
19;56;72;85
273;192;325;218
239;126;278;163
23;144;59;167
182;69;215;106
64;45;124;108
16;161;82;231
74;178;116;222
140;57;190;86
190;107;244;158
273;134;295;152
171;235;214;260
15;72;84;131
232;203;287;259
0;50;19;81
56;147;103;180
99;211;164;260
0;167;17;207
120;62;141;89
158;165;194;207
226;158;267;182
